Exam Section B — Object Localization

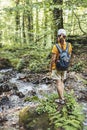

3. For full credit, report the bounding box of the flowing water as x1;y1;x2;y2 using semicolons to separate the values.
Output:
82;102;87;130
0;69;87;130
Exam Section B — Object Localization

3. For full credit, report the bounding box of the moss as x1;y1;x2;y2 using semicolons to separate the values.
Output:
19;106;50;130
26;113;50;130
24;96;39;102
19;106;30;125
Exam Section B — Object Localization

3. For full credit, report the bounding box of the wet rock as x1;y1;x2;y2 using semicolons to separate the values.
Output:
0;116;8;123
0;58;12;70
0;74;4;83
28;90;36;96
0;96;10;105
78;90;87;101
0;69;17;82
16;91;25;98
9;95;21;107
0;82;18;94
0;83;11;93
19;106;50;130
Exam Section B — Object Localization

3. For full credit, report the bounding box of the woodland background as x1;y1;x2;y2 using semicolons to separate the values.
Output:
0;0;87;72
0;1;87;130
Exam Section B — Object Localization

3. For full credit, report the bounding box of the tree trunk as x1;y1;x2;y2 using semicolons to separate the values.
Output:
27;0;33;44
43;8;48;46
15;0;20;42
35;0;39;42
53;0;63;41
22;13;26;44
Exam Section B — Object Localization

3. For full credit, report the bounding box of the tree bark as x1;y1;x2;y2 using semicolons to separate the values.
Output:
22;13;26;43
27;0;33;43
15;0;20;42
53;0;63;41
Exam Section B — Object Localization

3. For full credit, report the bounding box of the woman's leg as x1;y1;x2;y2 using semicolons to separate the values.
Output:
56;79;64;99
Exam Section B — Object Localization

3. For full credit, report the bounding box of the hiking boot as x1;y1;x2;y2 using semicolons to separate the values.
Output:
55;99;60;103
55;99;65;104
60;100;65;104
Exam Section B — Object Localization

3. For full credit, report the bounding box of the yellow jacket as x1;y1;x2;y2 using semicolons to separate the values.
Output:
52;42;72;70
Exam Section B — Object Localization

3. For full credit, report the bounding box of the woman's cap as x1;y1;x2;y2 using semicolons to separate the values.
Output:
57;29;66;36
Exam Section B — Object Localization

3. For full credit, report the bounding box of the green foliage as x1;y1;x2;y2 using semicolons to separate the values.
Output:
0;0;87;73
71;61;83;72
36;93;84;130
24;96;39;102
29;58;50;73
16;59;26;71
0;43;50;72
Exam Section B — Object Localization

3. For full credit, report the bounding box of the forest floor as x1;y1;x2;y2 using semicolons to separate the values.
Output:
0;42;87;130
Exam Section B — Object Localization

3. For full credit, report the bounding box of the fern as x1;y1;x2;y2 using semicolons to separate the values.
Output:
50;113;61;121
36;93;84;130
63;125;78;130
55;122;63;128
63;119;82;130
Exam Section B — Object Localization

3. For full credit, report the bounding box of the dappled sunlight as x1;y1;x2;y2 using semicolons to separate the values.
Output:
0;0;11;9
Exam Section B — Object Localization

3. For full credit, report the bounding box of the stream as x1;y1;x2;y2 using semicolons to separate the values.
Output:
0;69;87;130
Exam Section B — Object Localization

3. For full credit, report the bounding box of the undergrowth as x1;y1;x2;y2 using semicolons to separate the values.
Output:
36;92;84;130
0;43;51;72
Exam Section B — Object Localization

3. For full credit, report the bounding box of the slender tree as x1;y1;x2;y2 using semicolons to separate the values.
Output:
35;0;39;42
26;0;33;43
53;0;63;41
15;0;20;42
22;12;26;43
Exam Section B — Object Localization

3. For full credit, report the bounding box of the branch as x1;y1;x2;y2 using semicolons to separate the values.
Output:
73;11;87;35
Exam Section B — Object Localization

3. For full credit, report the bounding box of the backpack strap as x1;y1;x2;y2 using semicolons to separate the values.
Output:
56;42;69;53
66;42;69;53
56;43;62;53
66;43;71;58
